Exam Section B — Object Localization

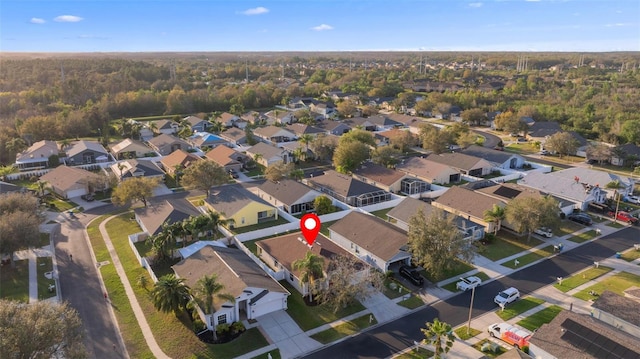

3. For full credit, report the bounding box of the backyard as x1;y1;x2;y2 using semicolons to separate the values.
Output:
230;216;291;234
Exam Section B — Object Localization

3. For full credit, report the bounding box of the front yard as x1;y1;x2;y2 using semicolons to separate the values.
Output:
621;248;640;262
478;232;543;262
36;257;56;300
383;277;411;299
516;305;563;331
552;266;613;292
567;230;598;243
501;245;555;269
310;314;377;344
573;271;640;301
0;260;29;302
397;295;424;309
419;260;475;283
496;296;544;321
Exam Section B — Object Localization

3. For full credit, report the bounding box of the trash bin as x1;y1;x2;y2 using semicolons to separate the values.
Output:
615;252;621;259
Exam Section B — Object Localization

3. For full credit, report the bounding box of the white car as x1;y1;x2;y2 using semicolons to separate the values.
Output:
626;196;640;204
534;227;553;238
494;287;520;306
456;276;482;291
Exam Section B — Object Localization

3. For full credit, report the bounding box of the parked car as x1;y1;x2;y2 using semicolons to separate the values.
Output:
399;266;424;286
625;195;640;204
456;276;482;291
494;287;520;306
567;213;592;226
517;137;528;142
539;149;549;155
607;211;638;224
228;169;239;179
81;194;95;202
488;323;532;349
534;227;553;238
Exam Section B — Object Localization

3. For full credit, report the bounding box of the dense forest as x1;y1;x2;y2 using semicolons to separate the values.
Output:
0;51;639;165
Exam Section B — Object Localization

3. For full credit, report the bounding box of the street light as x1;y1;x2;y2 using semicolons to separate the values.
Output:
466;284;476;335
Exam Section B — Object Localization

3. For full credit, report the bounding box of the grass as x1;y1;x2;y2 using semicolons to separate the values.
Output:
230;216;291;234
553;266;614;292
370;208;392;220
280;280;366;331
39;232;50;247
621;248;640;262
454;326;482;340
0;260;29;302
393;347;434;359
516;305;563;331
310;314;378;344
419;260;475;283
208;328;270;358
320;220;338;237
573;271;640;301
382;277;411;299
245;164;265;177
43;195;76;212
501;245;555;269
250;350;281;359
187;195;206;207
441;272;490;293
567;230;598;243
473;339;507;358
556;221;584;236
496;296;545;321
36;256;56;300
397;295;424;309
606;222;626;228
133;238;154;258
478;231;543;262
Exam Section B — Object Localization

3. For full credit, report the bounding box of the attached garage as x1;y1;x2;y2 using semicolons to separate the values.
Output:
249;292;288;319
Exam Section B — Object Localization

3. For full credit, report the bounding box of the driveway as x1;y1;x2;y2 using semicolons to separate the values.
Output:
257;310;322;359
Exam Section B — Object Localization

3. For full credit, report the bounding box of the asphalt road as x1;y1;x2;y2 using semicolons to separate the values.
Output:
472;129;501;149
304;226;640;359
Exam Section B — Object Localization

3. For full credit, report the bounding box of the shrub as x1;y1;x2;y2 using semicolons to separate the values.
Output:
193;319;206;333
216;323;230;335
231;321;245;334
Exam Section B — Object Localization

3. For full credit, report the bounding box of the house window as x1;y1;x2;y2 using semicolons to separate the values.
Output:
241;217;245;224
289;273;294;282
274;260;279;268
217;314;227;325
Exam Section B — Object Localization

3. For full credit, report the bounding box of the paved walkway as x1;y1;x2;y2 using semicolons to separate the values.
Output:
253;310;322;359
361;291;410;323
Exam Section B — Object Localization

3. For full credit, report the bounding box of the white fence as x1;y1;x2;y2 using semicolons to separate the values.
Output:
358;197;405;213
231;236;284;281
128;233;159;283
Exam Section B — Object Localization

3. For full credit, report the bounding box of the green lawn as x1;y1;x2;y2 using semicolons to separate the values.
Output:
573;271;640;301
516;305;563;331
473;339;507;358
501;245;555;269
393;347;434;359
230;217;291;234
39;232;51;247
496;297;545;321
245;164;265;177
454;326;481;340
370;208;392;221
251;349;281;359
280;280;366;331
398;295;424;309
310;314;378;344
606;222;626;228
43;195;76;212
478;231;543;262
556;221;584;236
383;277;411;299
567;230;598;243
320;220;339;237
621;248;640;262
553;266;613;292
133;238;154;258
441;272;490;293
0;260;29;302
187;195;206;207
36;256;56;300
420;260;475;283
208;328;270;358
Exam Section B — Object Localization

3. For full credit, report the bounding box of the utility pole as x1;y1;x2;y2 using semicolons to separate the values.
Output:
467;285;476;335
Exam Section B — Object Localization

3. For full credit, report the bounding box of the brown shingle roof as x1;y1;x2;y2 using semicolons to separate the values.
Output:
353;163;406;186
329;211;407;261
387;197;435;224
134;199;200;235
160;149;201;172
219;128;246;142
205;146;244;167
396;157;457;181
434;186;503;219
426;152;485;171
40;166;98;192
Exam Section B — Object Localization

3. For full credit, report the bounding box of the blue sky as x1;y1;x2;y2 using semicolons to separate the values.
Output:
1;0;639;52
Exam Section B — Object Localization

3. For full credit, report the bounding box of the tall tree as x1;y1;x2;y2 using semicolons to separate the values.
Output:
151;274;191;316
483;204;506;235
494;111;526;134
419;123;450;154
544;132;579;158
151;221;182;262
339;129;376;147
407;209;476;280
586;143;612;164
264;162;295;182
298;134;314;153
333;140;370;173
310;134;338;162
0;192;43;267
292;252;325;303
111;177;160;207
461;108;485;126
0;299;87;359
194;274;235;341
421;318;455;359
505;196;560;241
181;160;228;196
313;195;334;215
371;146;400;168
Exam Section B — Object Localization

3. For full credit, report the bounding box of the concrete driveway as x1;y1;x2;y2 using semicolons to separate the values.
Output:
257;310;322;359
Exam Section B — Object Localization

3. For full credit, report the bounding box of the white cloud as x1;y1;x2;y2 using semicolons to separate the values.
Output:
469;2;483;8
240;7;269;15
311;24;334;31
30;17;45;24
54;15;83;22
605;22;634;27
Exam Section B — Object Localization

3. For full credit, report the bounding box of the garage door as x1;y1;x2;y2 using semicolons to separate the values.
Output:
66;189;86;199
250;295;284;319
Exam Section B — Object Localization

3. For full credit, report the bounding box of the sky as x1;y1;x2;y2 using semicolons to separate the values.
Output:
1;0;639;52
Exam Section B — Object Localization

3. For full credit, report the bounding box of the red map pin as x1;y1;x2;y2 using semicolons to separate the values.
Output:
300;213;321;246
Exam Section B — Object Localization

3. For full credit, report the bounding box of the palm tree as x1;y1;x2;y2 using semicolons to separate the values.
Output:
421;318;455;359
483;204;506;235
195;274;235;341
292;252;324;303
201;211;231;239
36;181;49;198
253;153;263;166
151;221;181;262
58;139;72;153
298;134;314;154
151;274;191;316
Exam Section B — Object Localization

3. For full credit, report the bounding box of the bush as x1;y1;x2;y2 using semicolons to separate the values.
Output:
216;323;230;335
231;321;245;334
193;319;206;333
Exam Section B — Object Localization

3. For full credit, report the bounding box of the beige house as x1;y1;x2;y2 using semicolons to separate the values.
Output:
396;157;461;185
40;165;103;198
352;163;409;193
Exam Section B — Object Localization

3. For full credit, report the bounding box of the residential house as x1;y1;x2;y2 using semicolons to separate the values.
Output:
590;290;640;339
396;157;461;185
160;149;202;176
386;113;423;128
345;115;402;131
110;139;153;160
329;211;411;272
286;123;325;138
264;110;296;125
303;170;391;207
219;128;247;146
352;163;410;194
528;310;640;359
279;141;313;162
256;233;359;296
218;112;240;128
172;245;289;329
432;186;505;234
288;97;316;110
309;102;337;119
375;128;418;148
187;132;227;150
518;171;606;212
147;134;191;156
183;116;210;133
204;184;279;228
473;181;575;215
527;121;562;140
316;120;352;136
151;119;180;135
611;143;640;167
460;145;525;170
40;165;103;198
245;142;290;167
110;159;165;181
546;167;635;198
251;179;321;215
205;145;249;172
426;152;494;177
387;197;484;240
15;140;59;171
343;117;377;132
64;141;110;165
134;199;201;237
0;181;25;194
253;126;296;144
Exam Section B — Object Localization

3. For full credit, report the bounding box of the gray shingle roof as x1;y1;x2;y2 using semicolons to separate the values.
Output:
518;171;593;202
134;199;200;235
434;186;503;219
256;179;317;206
591;290;640;327
246;142;286;160
353;163;406;186
66;140;108;158
461;145;519;166
528;121;562;138
550;167;633;189
205;183;273;217
306;170;387;197
426;152;485;171
387;197;434;224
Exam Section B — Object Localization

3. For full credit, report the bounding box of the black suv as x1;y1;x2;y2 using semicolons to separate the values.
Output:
568;213;592;226
81;194;95;202
399;266;424;286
